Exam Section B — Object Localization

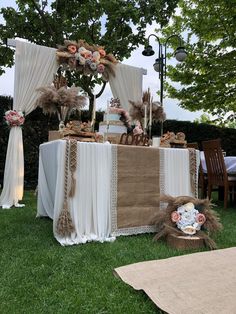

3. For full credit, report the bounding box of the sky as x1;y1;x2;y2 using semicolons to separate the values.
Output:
0;1;203;122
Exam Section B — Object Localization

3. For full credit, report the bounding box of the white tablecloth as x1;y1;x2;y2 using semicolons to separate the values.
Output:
200;152;236;174
37;140;199;246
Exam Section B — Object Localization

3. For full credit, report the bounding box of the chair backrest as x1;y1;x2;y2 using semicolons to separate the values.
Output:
202;139;227;185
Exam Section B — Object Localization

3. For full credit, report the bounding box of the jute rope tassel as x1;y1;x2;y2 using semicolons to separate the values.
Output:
56;139;75;236
69;139;77;197
188;148;197;197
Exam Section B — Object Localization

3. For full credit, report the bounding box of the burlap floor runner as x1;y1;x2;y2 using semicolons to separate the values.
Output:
114;247;236;314
116;146;160;229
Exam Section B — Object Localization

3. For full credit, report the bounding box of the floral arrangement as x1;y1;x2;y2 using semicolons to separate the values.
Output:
133;121;143;135
108;98;131;128
129;89;166;125
56;39;118;81
4;110;25;127
153;194;222;249
171;202;206;235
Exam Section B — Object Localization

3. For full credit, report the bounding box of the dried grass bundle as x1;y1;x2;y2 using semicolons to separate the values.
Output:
129;100;144;122
77;39;95;52
142;88;151;104
129;98;166;123
153;194;223;250
35;86;87;116
152;102;166;122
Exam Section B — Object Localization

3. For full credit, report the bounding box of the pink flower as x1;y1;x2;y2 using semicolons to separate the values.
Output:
171;211;181;222
97;63;105;73
84;51;92;59
196;213;206;225
67;44;77;54
133;125;143;135
4;110;25;127
98;49;106;57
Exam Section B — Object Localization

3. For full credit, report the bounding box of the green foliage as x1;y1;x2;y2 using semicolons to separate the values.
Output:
0;0;178;68
152;119;236;155
0;95;12;182
0;190;235;313
159;0;236;121
195;113;236;128
0;0;179;113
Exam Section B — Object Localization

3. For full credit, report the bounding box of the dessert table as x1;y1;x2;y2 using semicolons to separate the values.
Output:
37;140;199;246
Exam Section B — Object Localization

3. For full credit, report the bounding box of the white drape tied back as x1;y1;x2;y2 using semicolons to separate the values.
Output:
0;40;57;208
109;63;144;111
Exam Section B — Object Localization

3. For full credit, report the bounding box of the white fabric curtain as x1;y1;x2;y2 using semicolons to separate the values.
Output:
109;63;145;111
0;40;57;208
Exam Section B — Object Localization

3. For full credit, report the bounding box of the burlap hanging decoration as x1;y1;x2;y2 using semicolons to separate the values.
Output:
56;139;75;236
188;148;198;197
69;139;77;197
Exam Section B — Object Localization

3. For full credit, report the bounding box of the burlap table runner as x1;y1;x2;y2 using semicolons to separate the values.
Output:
112;146;160;234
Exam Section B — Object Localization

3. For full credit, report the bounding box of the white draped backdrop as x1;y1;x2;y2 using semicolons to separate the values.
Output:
0;39;145;208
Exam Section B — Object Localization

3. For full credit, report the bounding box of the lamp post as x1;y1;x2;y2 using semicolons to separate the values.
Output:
142;34;187;136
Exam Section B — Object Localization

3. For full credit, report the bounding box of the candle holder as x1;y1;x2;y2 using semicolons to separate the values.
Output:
104;122;110;143
149;121;152;139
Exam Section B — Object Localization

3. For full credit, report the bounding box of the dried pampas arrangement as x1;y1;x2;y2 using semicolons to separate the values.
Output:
35;85;87;120
153;194;222;250
129;96;166;123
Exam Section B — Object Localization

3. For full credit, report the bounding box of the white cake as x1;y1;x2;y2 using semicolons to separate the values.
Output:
99;113;127;134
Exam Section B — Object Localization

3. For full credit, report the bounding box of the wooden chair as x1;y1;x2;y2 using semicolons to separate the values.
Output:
202;138;236;209
187;142;207;198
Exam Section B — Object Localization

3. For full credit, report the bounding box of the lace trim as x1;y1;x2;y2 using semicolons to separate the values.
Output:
159;149;166;210
195;150;201;198
112;225;157;237
188;148;198;197
111;145;118;233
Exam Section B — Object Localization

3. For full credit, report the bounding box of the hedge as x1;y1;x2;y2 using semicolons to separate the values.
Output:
1;95;236;189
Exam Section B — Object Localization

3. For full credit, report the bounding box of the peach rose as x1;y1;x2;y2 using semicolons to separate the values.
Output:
171;211;181;222
98;48;106;57
196;213;206;225
67;44;77;54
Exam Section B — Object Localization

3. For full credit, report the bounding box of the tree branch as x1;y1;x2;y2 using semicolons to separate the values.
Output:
30;0;56;45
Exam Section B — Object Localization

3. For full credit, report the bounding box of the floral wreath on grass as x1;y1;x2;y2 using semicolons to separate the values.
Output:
171;202;206;235
153;194;223;249
4;110;25;127
56;39;118;81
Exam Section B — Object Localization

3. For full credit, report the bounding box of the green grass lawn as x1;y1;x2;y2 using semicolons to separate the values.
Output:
0;191;235;314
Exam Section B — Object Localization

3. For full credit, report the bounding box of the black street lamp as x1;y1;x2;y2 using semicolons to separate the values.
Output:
142;34;187;136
